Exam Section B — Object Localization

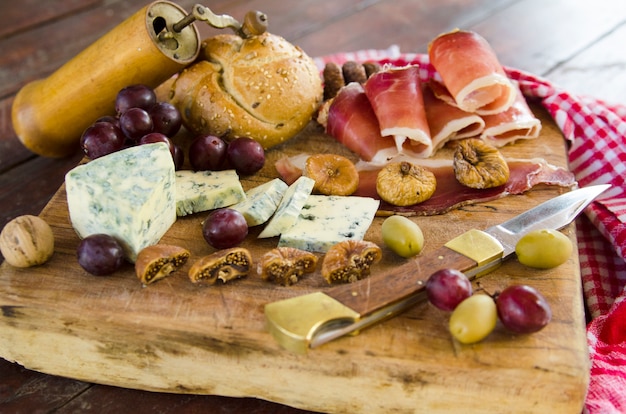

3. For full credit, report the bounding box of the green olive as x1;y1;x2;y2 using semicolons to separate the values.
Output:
515;229;573;269
449;294;497;344
381;215;424;258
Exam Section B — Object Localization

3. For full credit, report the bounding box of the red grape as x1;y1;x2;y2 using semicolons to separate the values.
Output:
115;84;156;114
173;145;184;170
80;121;125;159
202;208;248;249
189;135;229;171
425;268;473;311
119;107;153;141
496;285;552;334
149;102;182;137
226;137;265;175
139;133;175;158
77;234;125;276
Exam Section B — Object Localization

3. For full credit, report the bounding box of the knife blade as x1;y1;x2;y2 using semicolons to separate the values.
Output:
265;184;610;353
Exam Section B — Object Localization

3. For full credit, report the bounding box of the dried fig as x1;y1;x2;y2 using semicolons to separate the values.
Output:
258;247;318;286
453;138;510;189
135;244;190;285
304;154;359;196
0;215;54;268
322;240;382;284
188;247;252;285
323;62;345;101
376;161;436;206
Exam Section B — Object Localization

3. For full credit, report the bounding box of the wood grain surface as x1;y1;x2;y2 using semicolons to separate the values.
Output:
3;1;625;412
0;105;589;413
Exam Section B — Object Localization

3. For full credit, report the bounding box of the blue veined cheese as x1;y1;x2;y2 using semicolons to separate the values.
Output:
231;178;288;226
175;170;245;216
258;176;315;238
65;143;176;263
278;195;380;252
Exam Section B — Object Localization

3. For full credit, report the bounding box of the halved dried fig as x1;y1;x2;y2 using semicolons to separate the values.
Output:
258;247;318;286
135;244;190;285
322;240;382;284
188;247;252;285
453;138;510;189
304;154;359;196
376;161;437;206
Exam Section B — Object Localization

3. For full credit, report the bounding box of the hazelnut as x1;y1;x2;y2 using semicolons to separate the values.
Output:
0;215;54;268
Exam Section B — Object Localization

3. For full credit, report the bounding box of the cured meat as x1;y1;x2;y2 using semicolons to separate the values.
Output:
276;154;576;216
326;83;398;164
423;82;485;153
354;158;576;216
363;65;433;158
480;83;542;147
428;30;516;115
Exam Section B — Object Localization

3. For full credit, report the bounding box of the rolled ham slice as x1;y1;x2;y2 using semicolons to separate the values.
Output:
428;29;516;115
326;82;398;164
363;65;433;158
423;82;485;153
480;83;542;147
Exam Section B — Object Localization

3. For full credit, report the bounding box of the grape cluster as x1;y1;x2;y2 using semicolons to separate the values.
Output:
80;84;183;168
425;269;552;344
189;134;265;176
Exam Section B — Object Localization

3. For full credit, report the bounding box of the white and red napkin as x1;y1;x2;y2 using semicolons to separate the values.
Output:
315;48;626;414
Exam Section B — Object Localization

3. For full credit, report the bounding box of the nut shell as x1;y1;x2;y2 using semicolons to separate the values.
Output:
135;244;190;285
188;247;253;284
321;240;382;284
0;215;54;268
258;247;318;286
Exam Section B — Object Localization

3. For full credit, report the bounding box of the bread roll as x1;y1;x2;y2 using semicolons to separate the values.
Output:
169;32;323;149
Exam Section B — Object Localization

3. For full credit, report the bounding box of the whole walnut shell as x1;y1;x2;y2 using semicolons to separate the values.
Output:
0;215;54;268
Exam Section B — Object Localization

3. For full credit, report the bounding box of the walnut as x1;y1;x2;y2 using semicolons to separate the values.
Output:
0;215;54;268
304;153;359;196
188;247;253;285
453;138;510;189
135;244;190;285
376;161;437;206
258;247;318;286
321;240;382;284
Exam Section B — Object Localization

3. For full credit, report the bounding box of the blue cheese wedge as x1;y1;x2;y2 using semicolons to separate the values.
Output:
258;176;315;238
278;195;380;252
175;170;245;216
65;143;176;262
231;178;289;226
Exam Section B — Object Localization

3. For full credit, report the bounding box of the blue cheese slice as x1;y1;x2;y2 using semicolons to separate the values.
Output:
278;195;380;252
258;176;315;238
231;178;289;226
65;143;176;262
175;170;245;216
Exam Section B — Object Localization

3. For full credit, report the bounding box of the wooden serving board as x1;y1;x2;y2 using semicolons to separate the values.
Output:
0;106;589;413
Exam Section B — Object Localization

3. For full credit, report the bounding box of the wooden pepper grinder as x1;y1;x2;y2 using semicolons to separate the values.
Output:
11;1;267;158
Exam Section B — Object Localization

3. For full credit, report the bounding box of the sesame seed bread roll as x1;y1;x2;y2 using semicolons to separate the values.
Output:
169;32;323;149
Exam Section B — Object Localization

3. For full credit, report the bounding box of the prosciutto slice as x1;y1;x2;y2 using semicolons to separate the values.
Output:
423;82;485;153
275;154;576;216
480;83;542;147
326;82;398;164
428;29;516;115
363;65;433;158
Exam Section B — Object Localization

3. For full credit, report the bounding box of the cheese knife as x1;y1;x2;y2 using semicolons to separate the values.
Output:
265;184;610;353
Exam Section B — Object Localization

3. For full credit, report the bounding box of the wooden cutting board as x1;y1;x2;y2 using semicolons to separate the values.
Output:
0;106;589;413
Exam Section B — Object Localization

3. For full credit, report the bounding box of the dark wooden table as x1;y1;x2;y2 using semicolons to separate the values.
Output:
1;1;625;412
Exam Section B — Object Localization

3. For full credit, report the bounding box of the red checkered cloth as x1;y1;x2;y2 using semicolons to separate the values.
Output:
315;47;626;414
